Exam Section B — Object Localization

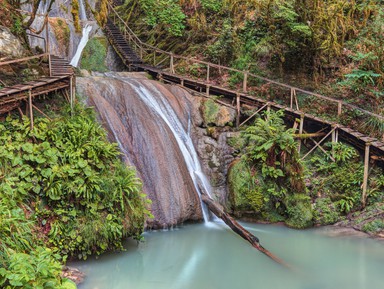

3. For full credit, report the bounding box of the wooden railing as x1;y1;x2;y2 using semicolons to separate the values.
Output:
108;3;383;136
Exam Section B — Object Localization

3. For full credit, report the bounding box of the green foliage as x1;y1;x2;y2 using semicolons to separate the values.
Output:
202;98;220;125
137;0;186;36
0;104;149;260
201;0;223;13
228;110;312;228
313;198;340;225
285;194;313;229
307;142;364;214
362;219;384;234
0;247;66;289
206;20;235;64
80;37;108;72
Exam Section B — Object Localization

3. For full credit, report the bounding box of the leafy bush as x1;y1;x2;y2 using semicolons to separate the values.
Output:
228;110;312;228
0;104;149;260
137;0;186;36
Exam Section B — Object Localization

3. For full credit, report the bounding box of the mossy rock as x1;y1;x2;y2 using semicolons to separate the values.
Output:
227;159;263;213
80;36;108;72
313;197;340;225
285;194;313;229
201;98;235;127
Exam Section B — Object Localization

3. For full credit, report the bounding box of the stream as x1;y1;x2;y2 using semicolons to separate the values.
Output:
71;222;384;289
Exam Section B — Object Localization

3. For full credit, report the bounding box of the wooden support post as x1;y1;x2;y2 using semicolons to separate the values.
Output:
243;71;248;93
267;103;271;113
236;94;241;128
298;114;304;153
70;76;74;113
206;64;210;83
45;16;49;54
332;126;336;158
206;85;210;97
290;88;294;109
180;79;184;87
170;54;175;74
362;143;370;208
48;54;52;77
335;128;339;143
28;89;34;130
337;102;342;116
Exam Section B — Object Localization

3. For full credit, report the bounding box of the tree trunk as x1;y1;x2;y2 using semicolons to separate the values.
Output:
197;181;290;268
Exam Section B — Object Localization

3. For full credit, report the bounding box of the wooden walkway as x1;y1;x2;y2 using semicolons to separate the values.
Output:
105;4;384;161
0;54;74;115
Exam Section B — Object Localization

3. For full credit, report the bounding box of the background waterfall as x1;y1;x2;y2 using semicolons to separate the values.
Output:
70;0;92;67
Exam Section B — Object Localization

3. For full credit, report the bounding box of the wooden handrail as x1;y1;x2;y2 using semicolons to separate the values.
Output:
107;2;383;121
0;53;49;67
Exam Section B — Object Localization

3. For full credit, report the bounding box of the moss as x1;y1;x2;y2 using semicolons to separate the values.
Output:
202;98;220;125
313;197;340;225
285;194;313;229
80;37;108;72
228;159;263;213
362;219;384;234
71;0;81;33
51;18;70;55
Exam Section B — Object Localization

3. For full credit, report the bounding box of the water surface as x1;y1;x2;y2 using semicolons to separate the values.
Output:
73;223;384;289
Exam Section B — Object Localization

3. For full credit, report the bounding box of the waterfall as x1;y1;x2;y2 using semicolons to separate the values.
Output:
78;0;87;21
123;78;214;223
69;25;92;67
78;74;219;227
69;0;92;67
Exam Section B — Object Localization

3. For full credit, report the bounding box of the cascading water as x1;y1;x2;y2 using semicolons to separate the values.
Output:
70;0;92;67
123;78;214;223
69;25;92;67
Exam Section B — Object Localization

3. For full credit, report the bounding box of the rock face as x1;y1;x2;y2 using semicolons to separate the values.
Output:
0;26;26;59
77;73;203;229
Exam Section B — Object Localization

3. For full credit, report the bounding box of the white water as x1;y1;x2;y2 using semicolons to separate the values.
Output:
78;0;87;21
69;25;92;67
113;77;215;223
69;0;92;67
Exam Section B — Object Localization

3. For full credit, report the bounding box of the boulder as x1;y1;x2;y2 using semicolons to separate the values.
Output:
0;26;26;59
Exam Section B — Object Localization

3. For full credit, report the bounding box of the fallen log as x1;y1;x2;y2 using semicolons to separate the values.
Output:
198;182;290;268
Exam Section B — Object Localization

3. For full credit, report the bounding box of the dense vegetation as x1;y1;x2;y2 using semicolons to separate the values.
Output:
0;104;149;288
118;0;383;134
227;110;384;231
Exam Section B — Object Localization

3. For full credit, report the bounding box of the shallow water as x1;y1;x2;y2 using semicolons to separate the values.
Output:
72;222;384;289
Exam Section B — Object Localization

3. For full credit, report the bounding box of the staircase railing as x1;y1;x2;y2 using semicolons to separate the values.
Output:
107;2;383;137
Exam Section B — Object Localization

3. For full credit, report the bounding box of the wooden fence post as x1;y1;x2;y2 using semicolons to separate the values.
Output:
170;54;175;74
362;143;371;208
236;94;241;128
206;85;210;97
298;114;304;153
337;102;342;116
28;89;34;130
243;71;248;93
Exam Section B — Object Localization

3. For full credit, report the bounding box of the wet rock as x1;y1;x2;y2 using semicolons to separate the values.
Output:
201;98;236;127
0;26;26;59
62;266;85;285
77;74;203;229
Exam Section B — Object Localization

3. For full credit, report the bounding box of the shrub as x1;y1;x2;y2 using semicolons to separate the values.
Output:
313;197;340;225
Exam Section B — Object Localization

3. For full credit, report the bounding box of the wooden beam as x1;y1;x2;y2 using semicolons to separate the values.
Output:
362;143;370;208
236;94;240;128
298;114;304;153
239;103;268;127
302;127;336;160
28;90;34;130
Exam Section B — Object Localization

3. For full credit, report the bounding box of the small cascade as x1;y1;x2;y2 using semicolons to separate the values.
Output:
118;77;214;223
70;25;92;67
70;0;92;67
78;0;88;21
